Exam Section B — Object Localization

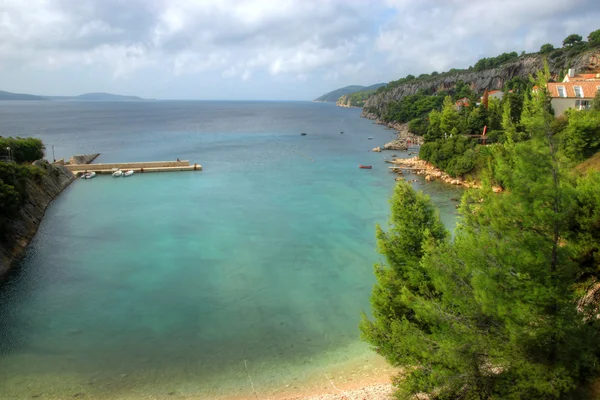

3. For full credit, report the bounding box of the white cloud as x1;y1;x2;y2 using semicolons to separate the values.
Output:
0;0;597;98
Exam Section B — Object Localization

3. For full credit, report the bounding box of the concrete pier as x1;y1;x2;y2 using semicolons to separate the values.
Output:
65;160;202;174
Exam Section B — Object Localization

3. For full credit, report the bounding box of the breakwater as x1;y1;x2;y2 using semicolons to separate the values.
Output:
65;160;202;174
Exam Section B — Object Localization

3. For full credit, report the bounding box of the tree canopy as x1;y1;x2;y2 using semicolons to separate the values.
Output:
362;68;600;399
588;29;600;46
563;33;583;47
540;43;555;53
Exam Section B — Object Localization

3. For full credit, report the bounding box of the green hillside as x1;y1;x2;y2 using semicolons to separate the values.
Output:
314;83;386;102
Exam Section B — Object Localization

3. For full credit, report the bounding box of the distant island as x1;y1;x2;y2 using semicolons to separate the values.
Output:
314;83;386;102
0;90;149;101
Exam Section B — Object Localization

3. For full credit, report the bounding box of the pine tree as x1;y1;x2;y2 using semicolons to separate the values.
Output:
362;66;600;399
440;95;462;136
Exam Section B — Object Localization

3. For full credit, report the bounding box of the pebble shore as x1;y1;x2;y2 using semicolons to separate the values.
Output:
281;384;393;400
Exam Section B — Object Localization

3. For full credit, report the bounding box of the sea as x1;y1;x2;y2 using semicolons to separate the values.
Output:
0;101;463;399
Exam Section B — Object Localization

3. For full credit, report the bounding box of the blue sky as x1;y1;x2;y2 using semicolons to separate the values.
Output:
0;0;599;100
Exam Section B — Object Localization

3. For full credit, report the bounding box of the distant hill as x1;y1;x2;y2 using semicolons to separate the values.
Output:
0;90;147;101
0;90;47;101
72;92;145;101
314;83;387;102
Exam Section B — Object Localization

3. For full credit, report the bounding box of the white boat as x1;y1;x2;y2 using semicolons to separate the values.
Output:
123;170;134;177
82;171;96;179
112;170;123;177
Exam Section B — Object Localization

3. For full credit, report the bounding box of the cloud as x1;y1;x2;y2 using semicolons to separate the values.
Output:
375;0;600;76
0;0;597;99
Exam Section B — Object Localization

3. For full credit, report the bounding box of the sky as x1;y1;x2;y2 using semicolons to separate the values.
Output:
0;0;599;100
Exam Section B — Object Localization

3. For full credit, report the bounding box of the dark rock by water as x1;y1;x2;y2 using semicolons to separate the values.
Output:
0;161;75;277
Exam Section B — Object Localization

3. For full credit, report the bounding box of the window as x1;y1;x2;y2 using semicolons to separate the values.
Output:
557;86;566;97
574;86;584;98
576;100;591;110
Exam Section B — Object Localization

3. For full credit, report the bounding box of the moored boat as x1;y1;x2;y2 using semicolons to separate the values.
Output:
123;170;134;177
82;171;96;179
112;170;123;177
359;165;372;169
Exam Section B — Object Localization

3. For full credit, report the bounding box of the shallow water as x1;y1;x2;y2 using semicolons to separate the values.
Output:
0;101;463;399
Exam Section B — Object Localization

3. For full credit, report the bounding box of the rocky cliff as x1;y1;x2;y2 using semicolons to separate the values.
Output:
362;49;600;120
0;161;75;277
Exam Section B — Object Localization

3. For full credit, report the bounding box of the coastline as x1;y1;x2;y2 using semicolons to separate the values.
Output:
0;160;75;278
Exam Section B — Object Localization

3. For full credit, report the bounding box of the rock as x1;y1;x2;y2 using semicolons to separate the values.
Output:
372;147;381;152
68;154;99;165
362;49;600;120
0;162;75;278
492;186;503;193
382;139;408;151
425;175;433;182
395;177;404;181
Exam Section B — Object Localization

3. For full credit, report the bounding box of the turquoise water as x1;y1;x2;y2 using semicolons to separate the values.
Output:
0;101;462;399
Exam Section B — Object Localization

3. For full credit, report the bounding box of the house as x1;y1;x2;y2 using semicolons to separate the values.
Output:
455;97;470;111
487;90;504;101
546;69;600;116
563;68;600;82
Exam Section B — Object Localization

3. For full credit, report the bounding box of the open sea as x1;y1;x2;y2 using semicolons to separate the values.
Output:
0;101;463;399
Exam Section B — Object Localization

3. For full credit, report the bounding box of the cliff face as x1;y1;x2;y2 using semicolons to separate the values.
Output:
362;49;600;120
336;95;361;108
0;161;75;277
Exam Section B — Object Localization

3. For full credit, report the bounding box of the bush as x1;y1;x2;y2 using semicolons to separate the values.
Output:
0;137;44;163
419;135;478;177
0;162;45;237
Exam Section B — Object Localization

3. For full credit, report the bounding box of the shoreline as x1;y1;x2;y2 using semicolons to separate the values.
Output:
0;160;76;278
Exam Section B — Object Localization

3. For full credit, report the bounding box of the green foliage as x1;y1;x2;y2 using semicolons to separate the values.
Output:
439;96;462;136
341;90;376;107
0;137;44;163
453;80;476;101
419;135;478;177
363;75;600;398
560;109;600;162
563;33;583;47
408;118;428;136
0;162;45;237
473;51;519;72
466;105;487;135
487;97;503;130
589;29;600;46
593;90;600;111
382;92;445;124
540;43;555;53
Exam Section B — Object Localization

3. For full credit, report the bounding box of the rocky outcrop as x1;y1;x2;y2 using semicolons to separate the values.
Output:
362;49;600;120
388;156;480;188
0;161;75;277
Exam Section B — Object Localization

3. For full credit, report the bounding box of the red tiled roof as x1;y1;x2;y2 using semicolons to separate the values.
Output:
455;97;470;107
566;73;600;81
488;90;501;95
547;82;600;98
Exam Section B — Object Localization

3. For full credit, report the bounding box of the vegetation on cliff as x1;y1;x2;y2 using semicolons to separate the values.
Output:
314;83;386;103
0;137;45;237
415;63;600;179
361;65;600;398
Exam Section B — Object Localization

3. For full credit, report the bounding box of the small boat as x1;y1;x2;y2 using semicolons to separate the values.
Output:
112;170;123;177
301;132;307;136
359;165;372;169
368;137;373;140
123;170;134;177
340;131;344;134
82;171;96;179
